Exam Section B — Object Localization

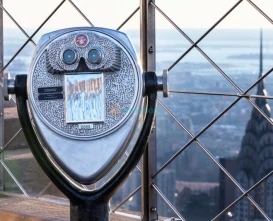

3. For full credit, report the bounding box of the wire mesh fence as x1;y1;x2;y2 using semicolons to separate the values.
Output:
1;0;273;220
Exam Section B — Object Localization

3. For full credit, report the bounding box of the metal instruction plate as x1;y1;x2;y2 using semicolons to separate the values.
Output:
38;86;63;93
38;93;63;101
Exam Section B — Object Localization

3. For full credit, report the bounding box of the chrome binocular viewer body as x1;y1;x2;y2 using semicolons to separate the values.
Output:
4;27;168;221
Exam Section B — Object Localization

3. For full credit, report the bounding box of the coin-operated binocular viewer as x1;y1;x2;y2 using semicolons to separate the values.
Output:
4;27;168;221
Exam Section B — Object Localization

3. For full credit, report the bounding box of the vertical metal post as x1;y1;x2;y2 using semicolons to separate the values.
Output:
0;0;4;191
140;0;157;220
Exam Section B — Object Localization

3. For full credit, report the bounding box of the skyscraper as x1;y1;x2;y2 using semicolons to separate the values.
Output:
219;29;273;221
234;29;273;221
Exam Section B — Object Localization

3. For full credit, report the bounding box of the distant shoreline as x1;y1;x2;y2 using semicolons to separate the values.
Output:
227;53;273;60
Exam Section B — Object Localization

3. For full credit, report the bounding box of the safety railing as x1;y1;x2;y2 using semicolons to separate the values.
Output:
1;0;273;221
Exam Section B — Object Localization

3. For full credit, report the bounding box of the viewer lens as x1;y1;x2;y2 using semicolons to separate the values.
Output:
63;49;76;64
88;49;101;64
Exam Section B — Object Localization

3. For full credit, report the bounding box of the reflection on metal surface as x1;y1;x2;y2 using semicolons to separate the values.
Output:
65;73;104;123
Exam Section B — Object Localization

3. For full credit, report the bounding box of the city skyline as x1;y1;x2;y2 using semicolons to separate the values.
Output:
2;1;273;220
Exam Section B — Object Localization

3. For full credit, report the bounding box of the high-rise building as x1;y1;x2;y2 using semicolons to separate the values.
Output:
157;169;176;217
234;29;273;221
219;29;273;221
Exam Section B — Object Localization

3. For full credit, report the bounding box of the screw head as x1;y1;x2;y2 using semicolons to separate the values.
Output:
149;46;154;53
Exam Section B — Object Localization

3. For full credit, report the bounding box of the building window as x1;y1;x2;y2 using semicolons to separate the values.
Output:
265;176;273;217
235;171;249;221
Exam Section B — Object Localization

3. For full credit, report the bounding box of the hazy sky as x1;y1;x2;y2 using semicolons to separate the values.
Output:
3;0;273;30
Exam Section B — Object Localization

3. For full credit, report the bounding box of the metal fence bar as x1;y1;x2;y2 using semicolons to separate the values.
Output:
244;68;273;95
246;98;273;125
0;89;3;191
117;6;140;31
0;159;29;196
182;130;271;219
152;184;186;221
153;66;273;178
68;0;94;27
36;182;52;198
154;98;238;178
125;151;142;172
155;4;261;121
151;1;273;218
0;0;66;75
156;98;271;220
140;0;157;220
212;171;273;221
112;185;142;212
0;3;36;46
151;0;243;72
0;128;22;154
246;0;273;24
111;211;141;220
0;0;3;191
10;95;16;103
1;0;273;220
152;2;273;130
195;46;243;92
0;2;145;219
169;89;273;100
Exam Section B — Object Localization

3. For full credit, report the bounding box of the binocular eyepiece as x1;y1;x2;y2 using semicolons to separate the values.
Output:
46;32;122;74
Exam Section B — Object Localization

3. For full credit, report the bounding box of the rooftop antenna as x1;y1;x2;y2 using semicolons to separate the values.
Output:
257;27;265;95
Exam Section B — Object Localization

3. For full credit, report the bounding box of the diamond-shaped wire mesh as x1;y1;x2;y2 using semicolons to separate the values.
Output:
0;0;144;218
1;0;273;220
153;0;273;220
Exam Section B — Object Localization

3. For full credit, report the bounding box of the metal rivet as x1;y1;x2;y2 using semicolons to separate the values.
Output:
149;46;154;53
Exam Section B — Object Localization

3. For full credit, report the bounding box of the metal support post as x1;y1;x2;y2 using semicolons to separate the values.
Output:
70;199;109;221
0;0;4;191
140;0;157;220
